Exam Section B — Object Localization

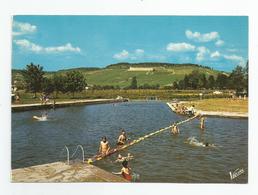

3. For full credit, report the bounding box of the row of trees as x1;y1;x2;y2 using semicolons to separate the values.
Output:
173;62;248;93
22;63;87;98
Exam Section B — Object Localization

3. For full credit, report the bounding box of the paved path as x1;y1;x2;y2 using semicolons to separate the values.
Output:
12;161;127;182
196;110;248;118
12;98;127;111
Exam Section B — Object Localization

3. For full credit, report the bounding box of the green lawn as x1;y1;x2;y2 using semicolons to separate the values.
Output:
184;98;248;113
83;66;219;87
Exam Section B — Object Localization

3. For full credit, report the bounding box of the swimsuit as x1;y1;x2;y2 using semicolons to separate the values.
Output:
122;170;132;181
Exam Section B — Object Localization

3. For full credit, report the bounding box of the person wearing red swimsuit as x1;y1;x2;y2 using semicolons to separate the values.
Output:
112;160;132;181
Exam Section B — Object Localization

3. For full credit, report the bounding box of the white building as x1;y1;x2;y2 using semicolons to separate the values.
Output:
213;91;223;95
128;67;155;71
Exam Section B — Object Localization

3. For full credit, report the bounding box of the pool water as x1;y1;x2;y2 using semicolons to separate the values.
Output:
12;101;248;183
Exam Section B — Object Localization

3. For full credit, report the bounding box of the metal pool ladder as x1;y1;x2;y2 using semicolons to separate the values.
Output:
64;145;85;165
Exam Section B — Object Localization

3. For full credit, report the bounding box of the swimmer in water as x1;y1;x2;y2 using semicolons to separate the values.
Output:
115;153;134;163
117;129;127;145
204;142;215;147
171;123;180;135
200;116;205;130
112;160;132;181
99;136;111;156
112;160;140;182
41;112;48;120
126;153;134;161
115;154;126;162
33;111;48;121
186;137;215;147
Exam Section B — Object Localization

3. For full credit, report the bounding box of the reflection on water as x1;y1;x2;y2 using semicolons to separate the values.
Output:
12;101;248;183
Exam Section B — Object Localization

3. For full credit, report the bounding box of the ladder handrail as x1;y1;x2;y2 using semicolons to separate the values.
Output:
70;145;85;163
64;145;70;165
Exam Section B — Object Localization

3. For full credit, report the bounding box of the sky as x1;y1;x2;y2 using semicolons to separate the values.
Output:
12;16;248;71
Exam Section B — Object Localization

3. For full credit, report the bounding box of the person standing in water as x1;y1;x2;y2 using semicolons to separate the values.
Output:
99;136;110;156
112;160;132;181
112;160;140;182
117;129;127;145
171;123;180;135
200;116;205;130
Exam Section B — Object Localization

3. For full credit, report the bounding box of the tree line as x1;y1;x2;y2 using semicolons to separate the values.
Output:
22;63;87;98
172;62;248;93
106;62;212;70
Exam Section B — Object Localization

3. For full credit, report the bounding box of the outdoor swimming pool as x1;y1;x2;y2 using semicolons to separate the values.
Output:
12;101;248;183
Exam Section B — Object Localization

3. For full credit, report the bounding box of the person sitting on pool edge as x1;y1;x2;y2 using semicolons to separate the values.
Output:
117;129;127;145
99;136;110;156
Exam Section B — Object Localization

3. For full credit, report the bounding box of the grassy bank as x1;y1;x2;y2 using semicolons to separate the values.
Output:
13;89;232;104
184;98;248;113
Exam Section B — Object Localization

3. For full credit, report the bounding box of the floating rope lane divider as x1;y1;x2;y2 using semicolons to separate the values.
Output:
87;114;199;164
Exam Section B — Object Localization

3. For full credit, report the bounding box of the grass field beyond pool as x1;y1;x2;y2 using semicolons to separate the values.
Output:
184;98;248;113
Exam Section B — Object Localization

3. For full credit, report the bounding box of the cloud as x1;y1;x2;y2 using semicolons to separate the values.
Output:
14;39;81;54
196;46;210;61
224;54;243;61
223;54;245;66
113;49;145;60
45;43;81;53
210;51;221;58
166;42;195;52
13;21;37;36
14;39;42;52
113;50;129;60
215;40;224;47
226;48;238;52
185;30;219;42
135;49;144;55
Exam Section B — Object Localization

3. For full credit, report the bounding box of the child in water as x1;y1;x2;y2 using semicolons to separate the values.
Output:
115;153;134;163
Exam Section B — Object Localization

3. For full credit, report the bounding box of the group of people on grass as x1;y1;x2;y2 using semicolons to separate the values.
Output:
40;93;50;105
174;103;196;116
98;129;138;182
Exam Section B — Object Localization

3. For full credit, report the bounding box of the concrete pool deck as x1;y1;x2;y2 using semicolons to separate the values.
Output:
12;98;128;112
12;161;127;182
167;102;248;118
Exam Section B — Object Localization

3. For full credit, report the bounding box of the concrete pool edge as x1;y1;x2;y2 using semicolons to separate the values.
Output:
12;98;128;112
11;161;128;182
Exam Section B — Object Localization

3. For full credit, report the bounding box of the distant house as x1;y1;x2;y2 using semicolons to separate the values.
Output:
128;67;155;72
213;91;223;95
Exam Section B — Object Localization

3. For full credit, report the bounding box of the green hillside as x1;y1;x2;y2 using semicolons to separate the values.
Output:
12;63;223;88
